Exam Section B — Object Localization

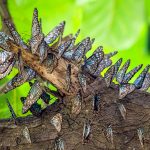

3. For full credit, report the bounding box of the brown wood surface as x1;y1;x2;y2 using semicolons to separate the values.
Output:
0;79;149;150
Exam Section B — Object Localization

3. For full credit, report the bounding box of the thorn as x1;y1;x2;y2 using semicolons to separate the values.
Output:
116;59;130;84
54;137;65;150
83;119;91;143
106;125;113;145
118;103;126;120
106;51;118;59
85;37;93;54
113;58;123;78
0;59;15;79
93;94;100;112
140;73;150;91
22;126;31;144
1;67;35;94
32;8;41;37
134;65;150;89
83;46;104;75
78;72;86;92
30;8;44;54
74;29;80;41
104;65;115;87
29;81;51;104
22;80;43;114
93;46;104;63
44;21;65;44
119;83;135;99
72;37;90;63
39;40;48;62
91;38;95;44
71;90;82;115
137;128;144;148
63;29;80;54
4;20;28;49
30;33;44;55
51;113;62;132
0;50;13;64
94;57;112;77
122;64;143;84
0;32;11;51
0;56;13;74
57;39;72;59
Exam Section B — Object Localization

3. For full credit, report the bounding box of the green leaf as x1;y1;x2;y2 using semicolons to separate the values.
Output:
145;0;150;24
80;0;145;50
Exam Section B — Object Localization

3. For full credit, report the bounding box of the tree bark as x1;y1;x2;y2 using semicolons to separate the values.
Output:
0;78;150;149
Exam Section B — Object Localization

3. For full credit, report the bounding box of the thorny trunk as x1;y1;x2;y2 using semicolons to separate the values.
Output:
0;1;150;150
0;79;150;150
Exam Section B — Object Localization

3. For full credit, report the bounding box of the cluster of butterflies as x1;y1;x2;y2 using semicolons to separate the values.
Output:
0;8;149;148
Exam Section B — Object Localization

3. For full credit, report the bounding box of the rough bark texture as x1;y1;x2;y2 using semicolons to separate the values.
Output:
0;80;150;150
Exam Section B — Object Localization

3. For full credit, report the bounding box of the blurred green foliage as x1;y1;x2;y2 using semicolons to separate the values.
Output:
0;0;150;119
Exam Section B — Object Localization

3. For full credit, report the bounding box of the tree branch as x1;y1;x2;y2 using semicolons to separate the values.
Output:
0;0;13;35
0;81;149;149
0;40;80;95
